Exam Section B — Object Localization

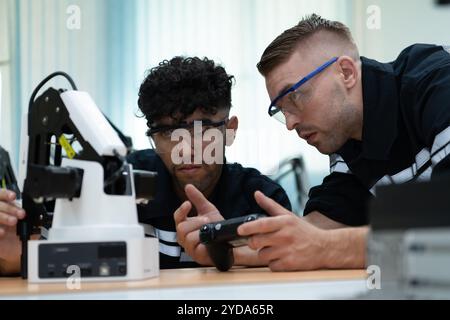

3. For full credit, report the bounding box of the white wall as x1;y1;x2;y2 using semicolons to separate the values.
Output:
0;0;13;154
351;0;450;61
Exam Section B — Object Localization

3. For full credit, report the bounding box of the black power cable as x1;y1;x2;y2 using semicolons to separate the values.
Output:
28;71;77;112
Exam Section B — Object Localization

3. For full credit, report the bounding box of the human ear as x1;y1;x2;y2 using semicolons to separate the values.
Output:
337;56;358;89
225;116;238;146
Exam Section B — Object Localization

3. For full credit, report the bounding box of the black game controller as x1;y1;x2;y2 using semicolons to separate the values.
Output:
199;213;268;271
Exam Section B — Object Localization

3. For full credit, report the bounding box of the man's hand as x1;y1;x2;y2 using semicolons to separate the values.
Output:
238;191;333;272
0;190;25;275
174;184;224;266
0;190;25;238
238;191;367;271
0;226;21;274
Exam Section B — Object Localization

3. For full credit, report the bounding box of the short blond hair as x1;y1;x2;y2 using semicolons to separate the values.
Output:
257;14;357;76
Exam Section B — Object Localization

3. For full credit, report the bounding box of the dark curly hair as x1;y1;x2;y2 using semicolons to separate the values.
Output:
138;57;235;126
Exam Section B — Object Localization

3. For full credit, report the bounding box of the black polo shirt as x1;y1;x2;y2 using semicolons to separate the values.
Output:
304;44;450;226
127;149;291;269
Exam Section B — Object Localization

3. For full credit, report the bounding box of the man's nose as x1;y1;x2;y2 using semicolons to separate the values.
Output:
178;132;202;161
285;113;300;131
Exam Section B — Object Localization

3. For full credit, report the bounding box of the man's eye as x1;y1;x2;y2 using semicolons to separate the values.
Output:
290;90;303;101
278;95;291;108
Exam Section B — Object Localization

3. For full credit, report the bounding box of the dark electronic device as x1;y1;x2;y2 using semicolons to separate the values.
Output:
200;213;268;271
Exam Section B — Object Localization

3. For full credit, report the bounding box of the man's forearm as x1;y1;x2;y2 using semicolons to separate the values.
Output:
304;211;367;269
323;226;368;269
303;211;348;229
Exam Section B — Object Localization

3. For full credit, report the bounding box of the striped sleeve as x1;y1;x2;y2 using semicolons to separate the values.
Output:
410;63;450;176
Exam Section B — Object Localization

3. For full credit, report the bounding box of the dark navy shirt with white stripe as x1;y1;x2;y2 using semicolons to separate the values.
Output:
127;149;291;269
304;44;450;226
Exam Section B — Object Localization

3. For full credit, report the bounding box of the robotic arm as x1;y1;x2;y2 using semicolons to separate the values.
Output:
19;72;158;281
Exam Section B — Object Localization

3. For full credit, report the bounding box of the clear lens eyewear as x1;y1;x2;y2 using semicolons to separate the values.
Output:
147;119;228;154
268;57;338;124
